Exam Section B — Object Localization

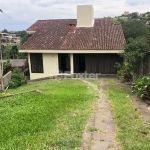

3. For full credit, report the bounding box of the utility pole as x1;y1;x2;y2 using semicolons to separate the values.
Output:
0;37;4;91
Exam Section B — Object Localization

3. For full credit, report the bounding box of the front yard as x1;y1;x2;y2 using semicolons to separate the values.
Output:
0;78;150;150
0;79;97;150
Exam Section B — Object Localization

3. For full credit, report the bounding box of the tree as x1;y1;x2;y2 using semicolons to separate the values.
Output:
128;12;138;19
113;16;128;24
0;9;2;13
121;37;150;74
2;45;12;59
121;20;149;41
15;30;27;38
20;33;31;45
1;29;9;33
10;45;18;59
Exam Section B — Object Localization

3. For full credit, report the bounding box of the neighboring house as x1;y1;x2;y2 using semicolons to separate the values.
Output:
19;5;126;80
0;32;21;46
140;12;150;18
146;21;150;26
3;59;28;75
145;12;150;18
124;11;129;16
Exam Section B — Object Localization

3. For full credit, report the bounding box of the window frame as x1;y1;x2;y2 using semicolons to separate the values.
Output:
30;53;44;73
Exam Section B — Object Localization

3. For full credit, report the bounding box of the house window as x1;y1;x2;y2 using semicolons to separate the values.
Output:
30;53;44;73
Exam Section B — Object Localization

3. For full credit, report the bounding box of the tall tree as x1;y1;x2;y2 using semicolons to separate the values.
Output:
10;45;18;59
2;45;12;59
121;20;149;41
121;37;150;74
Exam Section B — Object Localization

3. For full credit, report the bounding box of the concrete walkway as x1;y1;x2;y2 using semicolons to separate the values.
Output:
81;78;121;150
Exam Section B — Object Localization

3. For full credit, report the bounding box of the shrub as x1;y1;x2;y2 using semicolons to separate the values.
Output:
115;62;132;82
3;60;11;70
132;76;150;100
9;68;27;89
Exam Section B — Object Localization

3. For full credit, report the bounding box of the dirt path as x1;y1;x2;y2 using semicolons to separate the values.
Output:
81;79;121;150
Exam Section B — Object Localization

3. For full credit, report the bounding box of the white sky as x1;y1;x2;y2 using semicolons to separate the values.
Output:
0;0;150;31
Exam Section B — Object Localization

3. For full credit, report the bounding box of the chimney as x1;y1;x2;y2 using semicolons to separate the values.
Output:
77;5;94;27
69;24;76;33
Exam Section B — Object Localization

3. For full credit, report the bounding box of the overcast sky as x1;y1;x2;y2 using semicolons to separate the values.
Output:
0;0;150;31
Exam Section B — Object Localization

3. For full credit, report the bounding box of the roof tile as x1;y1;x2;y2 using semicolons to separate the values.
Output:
21;18;125;50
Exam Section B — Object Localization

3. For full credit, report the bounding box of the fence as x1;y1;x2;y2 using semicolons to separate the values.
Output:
3;71;12;87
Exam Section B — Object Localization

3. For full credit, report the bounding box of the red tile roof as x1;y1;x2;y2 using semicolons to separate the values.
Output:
21;18;125;50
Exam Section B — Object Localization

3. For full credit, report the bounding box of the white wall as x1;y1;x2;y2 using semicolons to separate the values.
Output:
28;53;59;80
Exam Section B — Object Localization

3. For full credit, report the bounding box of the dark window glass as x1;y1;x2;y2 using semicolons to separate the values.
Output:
30;53;44;73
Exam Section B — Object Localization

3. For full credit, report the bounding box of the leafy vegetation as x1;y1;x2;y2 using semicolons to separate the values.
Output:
0;79;97;150
121;20;149;42
3;60;11;70
10;45;18;59
121;37;150;74
9;68;27;89
106;78;150;150
15;30;28;38
2;44;28;59
0;29;29;60
132;76;150;100
115;15;150;84
115;62;132;82
1;29;9;33
2;45;12;59
113;16;128;24
20;33;31;45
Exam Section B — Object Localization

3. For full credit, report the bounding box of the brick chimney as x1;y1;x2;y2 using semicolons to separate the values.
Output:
77;5;94;27
69;24;76;33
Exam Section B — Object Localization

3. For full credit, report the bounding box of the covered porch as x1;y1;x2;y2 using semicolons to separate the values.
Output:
58;53;123;75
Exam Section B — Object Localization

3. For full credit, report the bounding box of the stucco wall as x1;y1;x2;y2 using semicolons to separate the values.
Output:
28;53;59;80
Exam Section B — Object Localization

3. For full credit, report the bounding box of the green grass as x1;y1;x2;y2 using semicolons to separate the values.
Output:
0;79;97;150
89;127;99;132
106;78;150;150
85;78;100;88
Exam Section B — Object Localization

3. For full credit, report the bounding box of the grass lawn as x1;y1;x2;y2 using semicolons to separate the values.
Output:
0;79;97;150
106;78;150;150
85;78;100;88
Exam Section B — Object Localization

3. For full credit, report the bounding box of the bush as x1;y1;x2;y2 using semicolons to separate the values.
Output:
115;62;132;82
132;76;150;100
9;68;27;89
3;60;11;70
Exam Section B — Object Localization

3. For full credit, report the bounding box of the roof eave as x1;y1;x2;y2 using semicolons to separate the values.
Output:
19;49;124;54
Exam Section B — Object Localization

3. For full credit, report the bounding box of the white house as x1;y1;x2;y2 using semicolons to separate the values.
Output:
19;5;125;80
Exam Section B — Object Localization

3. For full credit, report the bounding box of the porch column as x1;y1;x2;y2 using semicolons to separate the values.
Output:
70;53;74;74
